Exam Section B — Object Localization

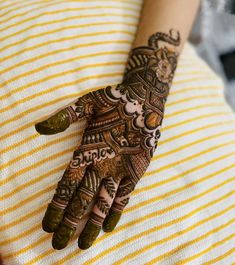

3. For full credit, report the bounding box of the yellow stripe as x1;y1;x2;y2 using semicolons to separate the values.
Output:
0;40;129;87
3;234;51;260
147;220;235;265
0;103;228;157
0;133;39;154
166;94;220;107
0;92;222;130
62;189;235;265
172;77;218;86
131;155;235;205
0;0;30;8
115;217;235;265
0;0;140;13
0;0;26;11
1;204;46;231
164;102;224;118
0;2;139;24
0;223;41;247
2;184;57;216
159;120;234;146
4;180;235;260
176;232;235;265
0;59;127;111
3;132;233;202
173;77;216;85
0;88;226;144
2;147;234;228
0;146;74;186
162;112;229;131
1;164;67;201
28;192;235;265
153;129;233;160
2;154;234;233
175;71;216;77
0;28;134;58
2;183;233;250
1;114;232;188
0;0;51;18
169;85;222;95
1;119;233;187
0;72;123;127
203;248;235;265
2;179;234;262
0;131;79;170
0;11;137;36
0;83;114;142
0;28;133;69
0;36;131;65
0;31;131;65
0;20;136;42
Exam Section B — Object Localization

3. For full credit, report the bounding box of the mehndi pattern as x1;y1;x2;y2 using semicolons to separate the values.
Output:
35;29;180;250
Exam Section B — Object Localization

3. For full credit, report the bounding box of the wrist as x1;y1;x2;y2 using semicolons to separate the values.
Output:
122;29;180;101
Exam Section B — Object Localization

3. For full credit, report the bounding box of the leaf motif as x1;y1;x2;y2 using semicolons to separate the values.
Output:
97;196;110;214
103;177;116;198
117;182;135;197
120;197;130;206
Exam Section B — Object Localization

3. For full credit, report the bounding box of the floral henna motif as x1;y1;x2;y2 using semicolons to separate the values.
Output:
36;29;181;250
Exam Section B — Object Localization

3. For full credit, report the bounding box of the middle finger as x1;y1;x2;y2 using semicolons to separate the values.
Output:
52;167;101;249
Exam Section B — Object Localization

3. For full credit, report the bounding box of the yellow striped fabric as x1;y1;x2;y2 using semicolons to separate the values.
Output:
1;1;235;264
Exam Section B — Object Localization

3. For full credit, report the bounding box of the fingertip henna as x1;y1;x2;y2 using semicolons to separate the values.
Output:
40;29;181;250
35;109;71;135
78;216;102;250
42;204;64;233
52;221;76;250
102;209;122;232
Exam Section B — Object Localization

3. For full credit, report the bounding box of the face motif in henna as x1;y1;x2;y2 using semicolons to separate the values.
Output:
36;29;181;250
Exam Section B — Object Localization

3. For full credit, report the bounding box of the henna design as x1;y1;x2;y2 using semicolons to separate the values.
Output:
103;177;116;199
120;197;130;206
36;29;181;250
96;196;110;215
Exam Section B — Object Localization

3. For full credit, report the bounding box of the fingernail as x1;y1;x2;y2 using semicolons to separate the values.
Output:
52;222;76;250
102;209;122;232
42;204;64;233
78;220;101;250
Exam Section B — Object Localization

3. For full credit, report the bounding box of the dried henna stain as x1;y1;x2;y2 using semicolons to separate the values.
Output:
38;29;181;249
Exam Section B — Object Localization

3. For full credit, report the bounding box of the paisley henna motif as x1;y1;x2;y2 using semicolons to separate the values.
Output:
35;29;181;250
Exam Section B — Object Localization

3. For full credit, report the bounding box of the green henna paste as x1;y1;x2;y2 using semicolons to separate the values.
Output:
42;204;64;233
52;222;76;250
35;109;70;135
102;209;122;232
78;220;101;249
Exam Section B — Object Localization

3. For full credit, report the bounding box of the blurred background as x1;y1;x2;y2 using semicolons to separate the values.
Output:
189;0;235;112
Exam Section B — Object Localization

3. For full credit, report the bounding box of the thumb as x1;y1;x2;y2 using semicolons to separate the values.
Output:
35;106;76;135
35;93;94;135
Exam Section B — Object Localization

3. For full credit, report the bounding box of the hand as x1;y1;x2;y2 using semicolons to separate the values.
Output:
35;29;180;250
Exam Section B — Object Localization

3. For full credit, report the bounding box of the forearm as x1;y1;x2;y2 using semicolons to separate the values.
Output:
133;0;200;51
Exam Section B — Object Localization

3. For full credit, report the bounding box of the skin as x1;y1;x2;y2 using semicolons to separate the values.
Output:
35;0;200;250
